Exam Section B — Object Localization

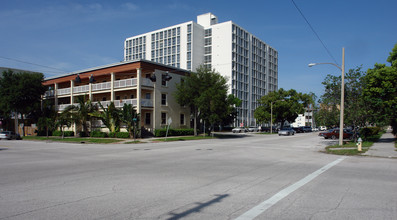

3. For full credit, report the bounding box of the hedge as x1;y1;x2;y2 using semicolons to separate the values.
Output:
52;130;74;137
154;128;194;137
90;131;108;138
108;132;130;138
360;127;382;140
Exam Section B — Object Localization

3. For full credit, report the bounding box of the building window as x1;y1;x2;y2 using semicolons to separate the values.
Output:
180;114;185;125
145;93;151;99
187;24;192;33
205;29;212;37
162;74;168;86
145;113;151;125
161;93;167;105
161;112;167;125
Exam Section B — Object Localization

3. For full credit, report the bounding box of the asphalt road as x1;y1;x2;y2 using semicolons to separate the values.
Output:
0;133;396;220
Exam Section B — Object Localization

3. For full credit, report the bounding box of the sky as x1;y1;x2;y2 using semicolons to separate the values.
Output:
1;0;396;98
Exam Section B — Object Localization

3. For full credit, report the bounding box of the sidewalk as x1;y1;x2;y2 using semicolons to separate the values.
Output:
363;130;397;158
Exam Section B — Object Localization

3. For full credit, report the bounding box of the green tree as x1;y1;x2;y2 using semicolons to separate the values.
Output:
63;96;98;137
90;101;121;133
344;67;370;130
175;65;239;135
120;103;140;139
364;43;397;134
254;88;313;128
37;100;58;138
317;67;369;131
0;70;46;135
56;110;73;139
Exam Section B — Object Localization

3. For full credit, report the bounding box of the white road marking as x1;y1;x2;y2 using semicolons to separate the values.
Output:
235;157;346;220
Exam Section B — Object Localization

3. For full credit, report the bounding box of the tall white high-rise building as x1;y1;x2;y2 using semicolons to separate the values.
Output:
124;13;278;126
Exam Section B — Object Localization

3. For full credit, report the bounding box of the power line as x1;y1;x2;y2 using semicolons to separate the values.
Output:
291;0;339;65
0;56;69;73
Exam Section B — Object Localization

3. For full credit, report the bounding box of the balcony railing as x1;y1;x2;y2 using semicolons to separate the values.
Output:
114;78;136;89
73;85;89;94
56;98;152;111
92;82;111;92
51;78;153;98
45;90;55;97
58;88;71;96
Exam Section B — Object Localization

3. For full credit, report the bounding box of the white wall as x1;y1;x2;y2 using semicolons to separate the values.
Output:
211;21;233;93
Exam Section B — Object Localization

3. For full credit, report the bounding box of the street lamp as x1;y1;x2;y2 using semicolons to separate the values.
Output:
309;47;345;145
270;99;285;134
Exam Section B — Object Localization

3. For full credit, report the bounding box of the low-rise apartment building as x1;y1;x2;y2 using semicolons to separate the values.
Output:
42;60;191;133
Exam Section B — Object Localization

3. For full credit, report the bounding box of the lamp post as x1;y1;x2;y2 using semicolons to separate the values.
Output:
309;47;345;146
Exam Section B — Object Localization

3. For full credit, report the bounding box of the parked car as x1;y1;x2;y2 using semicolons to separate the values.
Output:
312;127;319;132
278;127;295;136
259;127;270;132
318;129;353;140
232;127;247;133
293;127;304;133
0;131;21;140
319;126;327;131
302;126;312;132
247;126;260;132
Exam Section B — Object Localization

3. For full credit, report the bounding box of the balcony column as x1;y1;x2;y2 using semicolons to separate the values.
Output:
152;72;157;130
89;82;92;101
70;80;74;105
111;72;115;101
54;83;58;108
136;68;142;114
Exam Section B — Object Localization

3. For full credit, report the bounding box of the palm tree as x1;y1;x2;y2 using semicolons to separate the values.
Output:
120;103;140;139
56;110;72;139
37;100;57;138
63;96;98;137
90;101;121;133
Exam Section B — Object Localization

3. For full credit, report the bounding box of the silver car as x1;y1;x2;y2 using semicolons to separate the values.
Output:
232;127;247;133
247;126;260;132
0;131;21;140
278;128;295;136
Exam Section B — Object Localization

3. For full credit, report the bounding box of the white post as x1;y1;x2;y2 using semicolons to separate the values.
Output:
70;80;74;105
136;68;142;114
54;83;58;108
111;72;115;101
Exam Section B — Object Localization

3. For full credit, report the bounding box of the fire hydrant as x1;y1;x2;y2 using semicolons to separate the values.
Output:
357;137;362;152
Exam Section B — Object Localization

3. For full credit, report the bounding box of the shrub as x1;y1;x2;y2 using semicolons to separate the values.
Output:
63;131;74;137
108;132;116;138
52;130;62;136
115;132;130;138
90;131;108;138
154;128;194;137
360;127;382;140
79;131;89;137
52;130;74;137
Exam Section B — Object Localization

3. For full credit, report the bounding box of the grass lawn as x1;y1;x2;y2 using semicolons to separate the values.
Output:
325;141;372;155
22;136;123;144
325;133;383;156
